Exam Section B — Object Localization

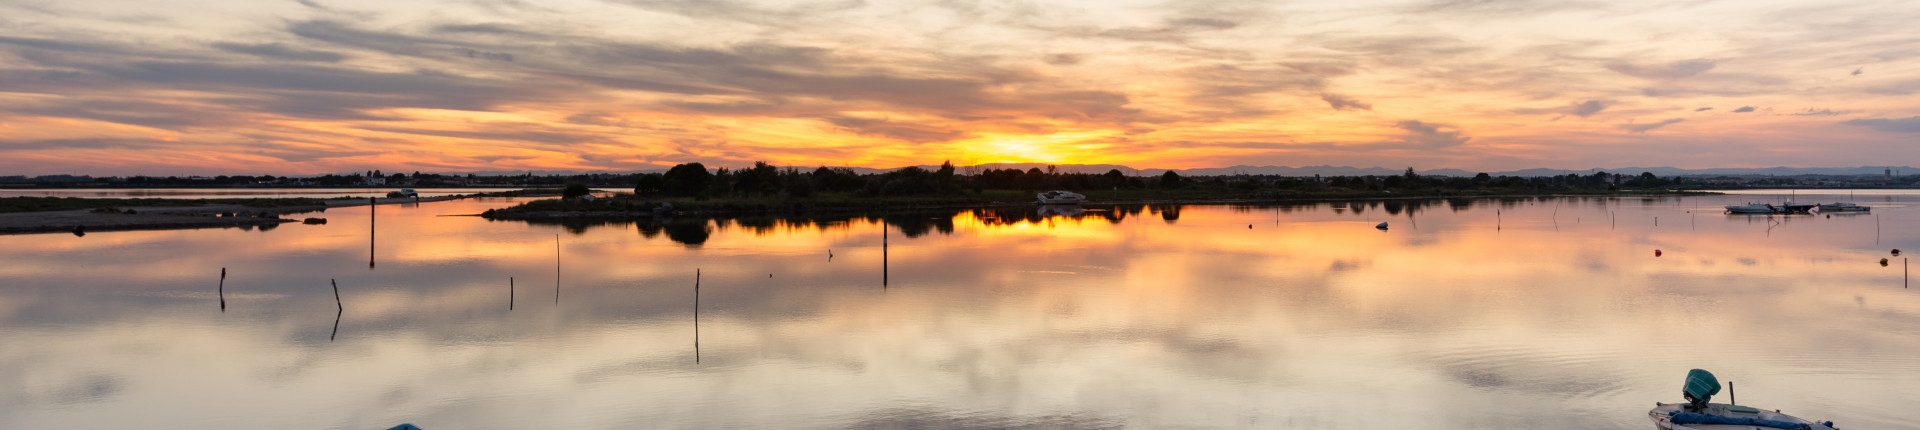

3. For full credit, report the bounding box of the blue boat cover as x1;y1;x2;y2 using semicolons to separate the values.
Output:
1668;412;1808;430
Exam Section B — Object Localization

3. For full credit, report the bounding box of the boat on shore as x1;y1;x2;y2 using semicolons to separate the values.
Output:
1036;190;1086;205
1817;202;1870;213
1649;369;1838;430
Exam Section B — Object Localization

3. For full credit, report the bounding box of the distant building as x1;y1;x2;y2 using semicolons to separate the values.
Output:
368;177;387;186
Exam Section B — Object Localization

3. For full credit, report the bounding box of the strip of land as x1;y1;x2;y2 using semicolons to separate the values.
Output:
0;190;555;235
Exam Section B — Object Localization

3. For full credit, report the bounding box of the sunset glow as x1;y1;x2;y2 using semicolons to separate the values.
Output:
3;0;1918;175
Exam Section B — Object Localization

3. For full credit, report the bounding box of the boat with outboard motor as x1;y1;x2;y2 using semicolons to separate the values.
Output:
1649;369;1838;430
1037;190;1086;205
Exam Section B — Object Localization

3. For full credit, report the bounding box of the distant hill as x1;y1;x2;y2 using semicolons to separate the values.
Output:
327;165;1920;178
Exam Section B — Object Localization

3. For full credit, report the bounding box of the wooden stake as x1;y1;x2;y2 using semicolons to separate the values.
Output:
331;279;343;312
509;277;515;310
218;267;226;312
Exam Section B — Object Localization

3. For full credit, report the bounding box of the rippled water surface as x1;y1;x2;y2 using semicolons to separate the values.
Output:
3;192;1918;429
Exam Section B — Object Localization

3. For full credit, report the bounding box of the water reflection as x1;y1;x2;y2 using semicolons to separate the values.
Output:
0;194;1917;429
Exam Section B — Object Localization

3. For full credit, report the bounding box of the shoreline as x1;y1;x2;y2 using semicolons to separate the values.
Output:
0;192;547;236
481;191;1719;220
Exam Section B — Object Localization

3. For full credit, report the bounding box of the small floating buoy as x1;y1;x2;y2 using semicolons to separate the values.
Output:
72;225;85;237
1894;249;1903;256
1248;224;1253;229
1882;258;1891;267
1375;222;1388;230
1655;249;1663;257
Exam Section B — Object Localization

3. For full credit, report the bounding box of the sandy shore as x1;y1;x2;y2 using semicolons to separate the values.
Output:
0;195;470;235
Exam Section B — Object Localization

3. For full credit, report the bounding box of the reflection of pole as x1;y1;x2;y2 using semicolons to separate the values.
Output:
554;234;561;305
883;202;889;288
369;197;376;269
331;279;343;312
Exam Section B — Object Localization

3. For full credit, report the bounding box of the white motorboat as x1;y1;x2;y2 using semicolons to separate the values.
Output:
1649;369;1838;430
1816;202;1870;212
1724;203;1775;214
1036;190;1085;205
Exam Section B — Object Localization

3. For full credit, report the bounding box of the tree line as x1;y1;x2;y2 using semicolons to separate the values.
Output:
628;162;1693;199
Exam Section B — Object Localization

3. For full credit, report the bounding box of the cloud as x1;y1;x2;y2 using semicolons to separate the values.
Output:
1605;59;1715;79
1842;116;1920;133
823;116;968;143
212;42;345;62
1394;120;1470;146
1569;100;1609;117
1865;79;1920;95
1321;94;1372;111
1621;118;1684;133
1733;106;1756;113
1043;53;1083;65
1852;67;1863;76
1791;108;1841;116
1695;107;1713;111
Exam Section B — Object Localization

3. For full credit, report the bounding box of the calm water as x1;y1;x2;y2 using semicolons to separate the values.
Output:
2;192;1918;429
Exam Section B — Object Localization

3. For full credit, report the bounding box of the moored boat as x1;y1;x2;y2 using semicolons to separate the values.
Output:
1649;369;1838;430
1037;190;1086;205
1724;203;1776;214
1816;202;1870;212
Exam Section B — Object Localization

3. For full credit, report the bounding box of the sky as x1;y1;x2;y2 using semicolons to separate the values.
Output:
1;0;1918;175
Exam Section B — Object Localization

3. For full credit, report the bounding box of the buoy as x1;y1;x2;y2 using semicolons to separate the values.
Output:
1881;258;1890;267
1894;249;1903;256
1248;224;1253;229
72;225;85;237
1655;249;1663;257
1375;222;1388;230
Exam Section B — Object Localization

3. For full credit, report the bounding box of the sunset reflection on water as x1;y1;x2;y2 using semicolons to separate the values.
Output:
2;193;1917;429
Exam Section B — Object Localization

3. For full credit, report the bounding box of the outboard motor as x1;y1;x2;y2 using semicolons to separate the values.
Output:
1683;369;1721;412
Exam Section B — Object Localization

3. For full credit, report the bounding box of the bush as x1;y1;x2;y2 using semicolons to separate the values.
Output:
563;183;590;199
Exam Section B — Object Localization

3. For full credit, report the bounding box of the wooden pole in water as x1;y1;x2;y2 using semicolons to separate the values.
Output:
554;234;561;305
331;279;343;312
218;267;226;312
695;268;700;363
509;277;514;310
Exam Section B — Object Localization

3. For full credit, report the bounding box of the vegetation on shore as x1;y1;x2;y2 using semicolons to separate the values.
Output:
487;162;1705;218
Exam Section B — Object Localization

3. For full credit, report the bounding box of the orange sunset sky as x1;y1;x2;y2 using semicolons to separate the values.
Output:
2;0;1918;175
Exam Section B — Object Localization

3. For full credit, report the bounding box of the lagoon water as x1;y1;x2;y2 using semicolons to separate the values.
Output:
2;192;1918;429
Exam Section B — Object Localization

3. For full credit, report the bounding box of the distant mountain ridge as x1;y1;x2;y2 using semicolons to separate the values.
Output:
366;165;1920;178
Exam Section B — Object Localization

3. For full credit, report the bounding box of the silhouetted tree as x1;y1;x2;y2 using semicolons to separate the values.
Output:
661;163;712;197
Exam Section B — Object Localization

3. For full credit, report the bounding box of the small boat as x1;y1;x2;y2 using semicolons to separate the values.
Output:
1649;369;1838;430
1816;202;1870;213
1724;203;1775;214
1778;202;1816;214
1036;190;1086;205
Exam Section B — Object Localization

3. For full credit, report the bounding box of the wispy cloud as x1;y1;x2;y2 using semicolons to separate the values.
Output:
1394;120;1470;146
1321;94;1372;111
1621;118;1684;133
1843;116;1920;133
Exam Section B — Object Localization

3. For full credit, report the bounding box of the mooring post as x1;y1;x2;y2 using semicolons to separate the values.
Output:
554;234;561;305
218;267;227;312
510;277;515;310
331;279;343;312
